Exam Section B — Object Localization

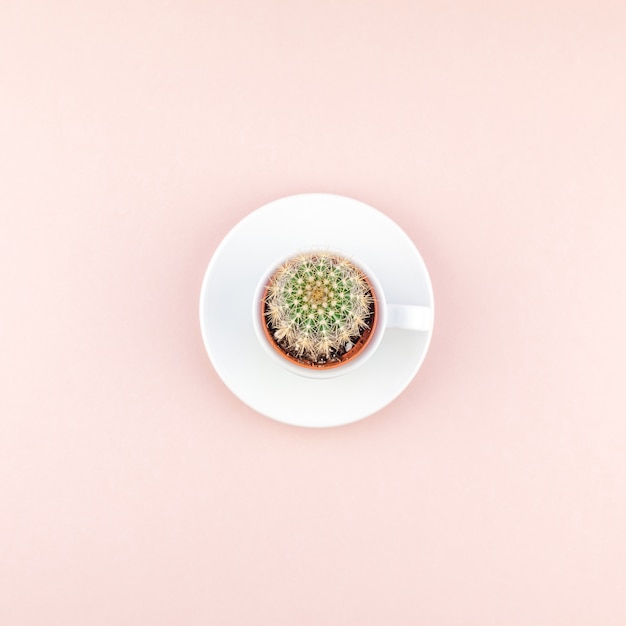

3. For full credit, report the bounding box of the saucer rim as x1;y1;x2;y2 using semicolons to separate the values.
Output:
199;192;435;428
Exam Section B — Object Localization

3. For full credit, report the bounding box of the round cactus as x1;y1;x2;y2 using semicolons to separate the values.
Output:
262;252;376;367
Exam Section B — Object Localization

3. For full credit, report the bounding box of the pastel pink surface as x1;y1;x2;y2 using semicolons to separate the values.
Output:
1;1;625;624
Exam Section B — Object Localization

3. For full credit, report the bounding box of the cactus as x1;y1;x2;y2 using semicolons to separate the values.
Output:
263;252;375;366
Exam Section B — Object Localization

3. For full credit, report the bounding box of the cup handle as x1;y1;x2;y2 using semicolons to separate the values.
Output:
386;304;433;331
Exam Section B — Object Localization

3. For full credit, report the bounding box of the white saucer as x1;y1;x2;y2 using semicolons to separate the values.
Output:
199;193;434;428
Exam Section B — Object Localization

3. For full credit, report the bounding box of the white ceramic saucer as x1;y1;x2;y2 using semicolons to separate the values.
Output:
199;193;434;428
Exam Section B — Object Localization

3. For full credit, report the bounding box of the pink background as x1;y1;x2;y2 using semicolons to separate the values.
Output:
1;1;625;624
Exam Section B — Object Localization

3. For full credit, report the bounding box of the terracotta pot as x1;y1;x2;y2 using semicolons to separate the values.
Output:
260;272;379;371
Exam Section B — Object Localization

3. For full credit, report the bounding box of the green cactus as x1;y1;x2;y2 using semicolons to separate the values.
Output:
263;252;375;366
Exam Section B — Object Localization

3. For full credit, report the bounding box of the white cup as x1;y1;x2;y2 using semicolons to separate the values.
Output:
251;251;433;379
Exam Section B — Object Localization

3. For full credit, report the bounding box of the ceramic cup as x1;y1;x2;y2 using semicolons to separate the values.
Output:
251;250;433;379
